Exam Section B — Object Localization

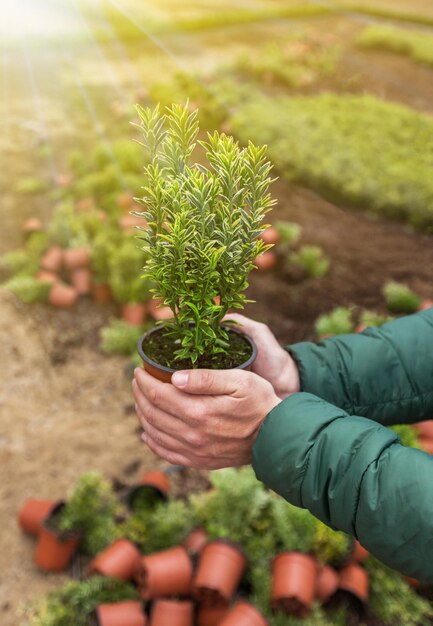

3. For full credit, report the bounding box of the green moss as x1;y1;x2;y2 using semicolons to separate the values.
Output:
359;309;393;328
312;520;351;567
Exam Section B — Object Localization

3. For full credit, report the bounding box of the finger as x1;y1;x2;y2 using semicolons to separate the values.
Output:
141;433;194;467
134;368;206;424
171;368;245;396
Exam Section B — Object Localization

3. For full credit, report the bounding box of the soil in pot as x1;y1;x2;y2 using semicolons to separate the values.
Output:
96;601;147;626
193;540;247;606
87;539;141;581
34;504;80;572
219;601;268;626
137;325;256;384
271;552;318;618
150;599;194;626
18;499;59;536
135;545;193;600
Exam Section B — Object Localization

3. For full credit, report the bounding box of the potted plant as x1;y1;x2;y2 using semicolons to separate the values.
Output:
150;599;194;626
109;239;150;326
134;103;275;382
35;472;120;571
193;539;247;606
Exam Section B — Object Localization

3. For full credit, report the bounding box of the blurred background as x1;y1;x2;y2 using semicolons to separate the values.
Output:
1;1;433;624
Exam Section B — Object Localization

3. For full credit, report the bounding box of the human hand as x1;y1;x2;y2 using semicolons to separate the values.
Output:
132;366;281;469
223;313;300;400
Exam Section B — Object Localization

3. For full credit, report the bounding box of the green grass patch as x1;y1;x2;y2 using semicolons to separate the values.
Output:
337;2;433;27
358;24;433;68
232;93;433;231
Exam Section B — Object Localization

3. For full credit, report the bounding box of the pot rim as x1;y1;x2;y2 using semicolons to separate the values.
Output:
41;501;81;541
137;323;257;375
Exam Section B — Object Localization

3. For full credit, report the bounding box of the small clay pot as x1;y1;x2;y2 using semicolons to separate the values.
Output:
92;283;111;304
420;437;433;454
150;599;193;626
254;251;277;271
23;218;43;236
418;299;433;311
122;303;147;326
148;298;174;321
271;552;318;618
315;565;339;603
194;540;247;606
137;325;257;384
70;268;91;295
405;576;420;588
77;198;94;212
350;540;369;564
260;226;280;245
87;539;141;581
96;601;147;626
183;528;208;556
127;470;170;510
18;499;58;536
218;601;268;626
34;507;80;572
414;421;433;440
119;215;145;233
136;545;193;600
40;246;63;272
355;324;367;334
196;605;230;626
49;283;78;309
64;247;90;270
338;564;369;604
36;270;59;284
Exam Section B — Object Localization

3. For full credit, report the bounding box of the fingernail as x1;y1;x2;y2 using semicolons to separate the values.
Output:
172;371;189;387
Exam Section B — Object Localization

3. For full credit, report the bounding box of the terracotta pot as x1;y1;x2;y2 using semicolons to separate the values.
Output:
41;246;63;273
405;576;420;588
70;268;91;295
64;247;90;270
271;552;318;617
351;540;369;564
36;270;59;284
315;565;339;603
418;299;433;312
18;499;58;536
122;303;147;326
127;471;170;511
87;539;141;581
137;325;257;384
119;215;145;233
197;605;230;626
183;528;208;556
136;545;193;600
96;601;147;626
150;600;193;626
49;283;78;309
148;298;174;321
194;540;247;606
260;226;280;245
57;174;73;188
23;218;43;236
338;564;369;604
219;601;268;626
419;437;433;454
77;198;94;212
318;333;333;341
254;251;277;271
414;421;433;440
34;507;80;572
92;283;112;304
355;324;367;334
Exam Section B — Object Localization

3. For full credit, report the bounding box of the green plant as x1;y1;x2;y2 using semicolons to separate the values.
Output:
391;424;421;449
315;307;354;337
91;231;118;284
26;576;139;626
383;281;421;314
15;177;48;194
359;309;392;328
100;319;146;356
56;472;121;556
275;221;302;247
366;558;433;626
290;245;330;278
134;102;275;365
108;239;149;305
357;24;433;68
3;276;51;304
312;520;351;567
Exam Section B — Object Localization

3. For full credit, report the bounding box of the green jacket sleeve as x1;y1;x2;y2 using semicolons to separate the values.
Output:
252;393;433;582
288;309;433;426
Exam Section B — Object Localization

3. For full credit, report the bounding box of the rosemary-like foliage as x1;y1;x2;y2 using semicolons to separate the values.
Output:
134;103;276;364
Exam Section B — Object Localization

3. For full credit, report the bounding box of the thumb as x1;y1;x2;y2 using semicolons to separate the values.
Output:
172;369;239;395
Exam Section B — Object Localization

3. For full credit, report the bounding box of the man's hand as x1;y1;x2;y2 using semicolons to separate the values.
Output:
223;313;300;400
132;367;281;469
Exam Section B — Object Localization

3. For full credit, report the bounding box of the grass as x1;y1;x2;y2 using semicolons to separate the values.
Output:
357;25;433;68
232;92;433;231
336;1;433;27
